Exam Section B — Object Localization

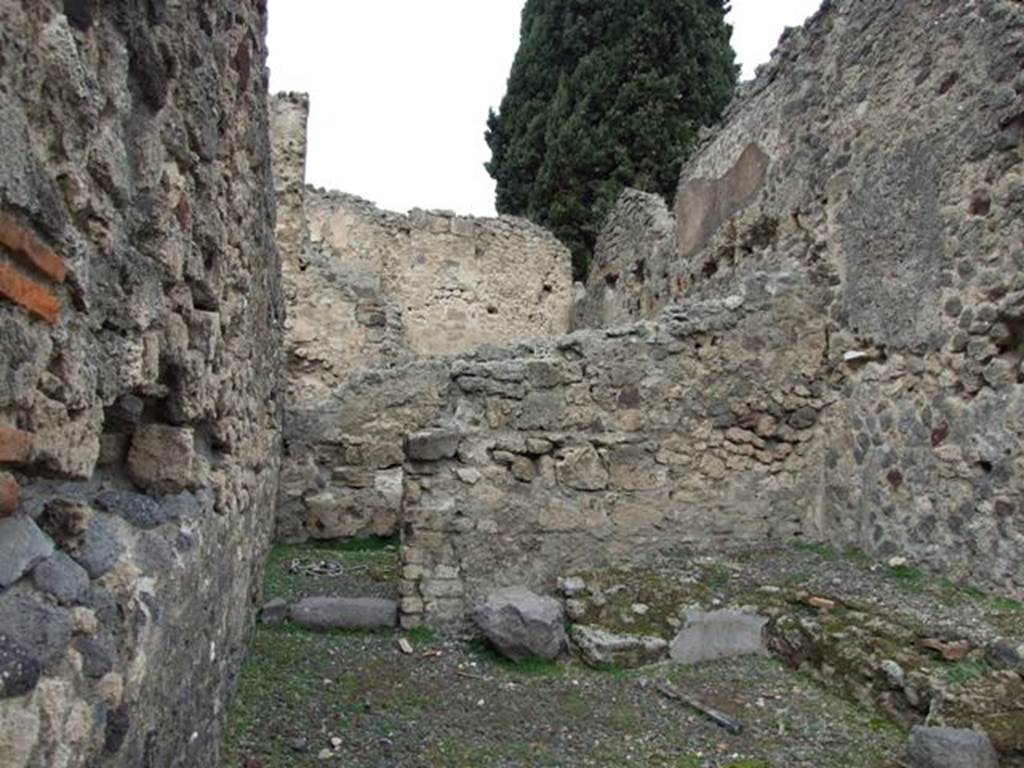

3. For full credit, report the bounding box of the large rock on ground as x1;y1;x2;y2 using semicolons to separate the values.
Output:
473;586;566;662
288;597;397;631
571;624;668;668
907;727;998;768
670;609;767;664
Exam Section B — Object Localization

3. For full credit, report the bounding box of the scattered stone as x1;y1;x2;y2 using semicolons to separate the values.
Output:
888;556;909;568
259;598;289;625
985;640;1021;670
71;515;124;579
95;490;169;529
880;659;905;688
0;632;41;698
473;586;566;662
32;550;89;605
289;597;398;631
558;576;586;597
0;515;54;588
565;599;587;620
631;603;650;615
397;638;414;655
317;748;333;760
918;638;971;662
805;595;837;611
670;609;768;664
907;726;998;768
571;625;668;668
286;736;308;753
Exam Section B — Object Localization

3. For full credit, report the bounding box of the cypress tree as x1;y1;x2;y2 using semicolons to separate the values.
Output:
486;0;738;279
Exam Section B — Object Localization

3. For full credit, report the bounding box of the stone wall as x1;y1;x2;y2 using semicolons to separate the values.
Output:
400;268;833;625
270;96;575;542
572;189;678;330
0;3;282;767
561;0;1024;592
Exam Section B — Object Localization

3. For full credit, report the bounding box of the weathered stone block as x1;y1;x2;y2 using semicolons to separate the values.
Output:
0;516;54;589
555;444;608;491
571;625;668;668
473;586;566;662
669;610;768;664
907;727;998;768
127;424;199;494
406;430;461;462
289;597;398;631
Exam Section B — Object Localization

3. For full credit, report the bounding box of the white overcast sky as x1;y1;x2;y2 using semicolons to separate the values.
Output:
267;1;822;216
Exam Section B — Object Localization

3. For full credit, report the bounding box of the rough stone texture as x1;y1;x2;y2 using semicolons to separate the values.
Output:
288;597;398;631
472;587;567;662
269;95;574;542
0;516;53;589
277;359;449;542
401;271;830;625
571;625;668;669
565;0;1024;590
907;727;999;768
0;2;283;767
669;610;768;665
572;189;678;330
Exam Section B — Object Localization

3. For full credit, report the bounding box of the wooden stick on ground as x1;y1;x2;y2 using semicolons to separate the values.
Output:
655;681;743;735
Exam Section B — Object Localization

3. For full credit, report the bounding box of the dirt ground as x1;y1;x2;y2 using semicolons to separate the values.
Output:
220;539;914;768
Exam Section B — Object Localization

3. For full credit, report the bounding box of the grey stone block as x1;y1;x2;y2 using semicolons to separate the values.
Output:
32;551;89;605
406;430;461;462
72;515;124;579
907;726;998;768
0;594;72;667
289;597;398;631
473;586;566;662
260;598;289;625
571;625;668;668
0;516;54;589
95;490;168;529
74;634;116;679
670;609;768;664
0;632;41;699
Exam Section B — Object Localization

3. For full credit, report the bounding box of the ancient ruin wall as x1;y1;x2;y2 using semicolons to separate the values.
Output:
565;0;1024;590
0;3;283;767
400;269;832;625
270;97;575;542
572;189;679;330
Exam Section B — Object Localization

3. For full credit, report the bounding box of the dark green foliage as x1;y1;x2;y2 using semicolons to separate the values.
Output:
486;0;738;278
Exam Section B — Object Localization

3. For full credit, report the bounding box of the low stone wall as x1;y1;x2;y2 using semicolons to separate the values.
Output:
399;269;833;625
0;3;282;768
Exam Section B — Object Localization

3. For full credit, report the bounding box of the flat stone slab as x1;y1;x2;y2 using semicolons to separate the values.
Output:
571;624;668;668
0;515;54;589
907;726;998;768
670;609;768;664
289;597;397;631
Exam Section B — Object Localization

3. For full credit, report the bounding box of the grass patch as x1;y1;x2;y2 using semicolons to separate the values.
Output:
992;596;1024;613
940;660;987;686
885;564;925;592
404;625;437;644
468;639;563;677
724;761;772;768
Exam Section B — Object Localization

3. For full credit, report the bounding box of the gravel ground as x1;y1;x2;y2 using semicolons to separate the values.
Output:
220;540;912;768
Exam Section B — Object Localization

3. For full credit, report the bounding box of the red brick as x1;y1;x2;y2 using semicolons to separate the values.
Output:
0;263;60;324
0;427;33;464
0;475;17;518
0;212;67;283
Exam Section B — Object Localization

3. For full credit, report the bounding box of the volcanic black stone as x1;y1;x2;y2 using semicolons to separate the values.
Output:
0;632;41;699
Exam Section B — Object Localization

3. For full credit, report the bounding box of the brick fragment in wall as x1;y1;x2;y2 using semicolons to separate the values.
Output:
0;473;18;517
0;263;60;324
0;426;33;464
0;212;67;282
